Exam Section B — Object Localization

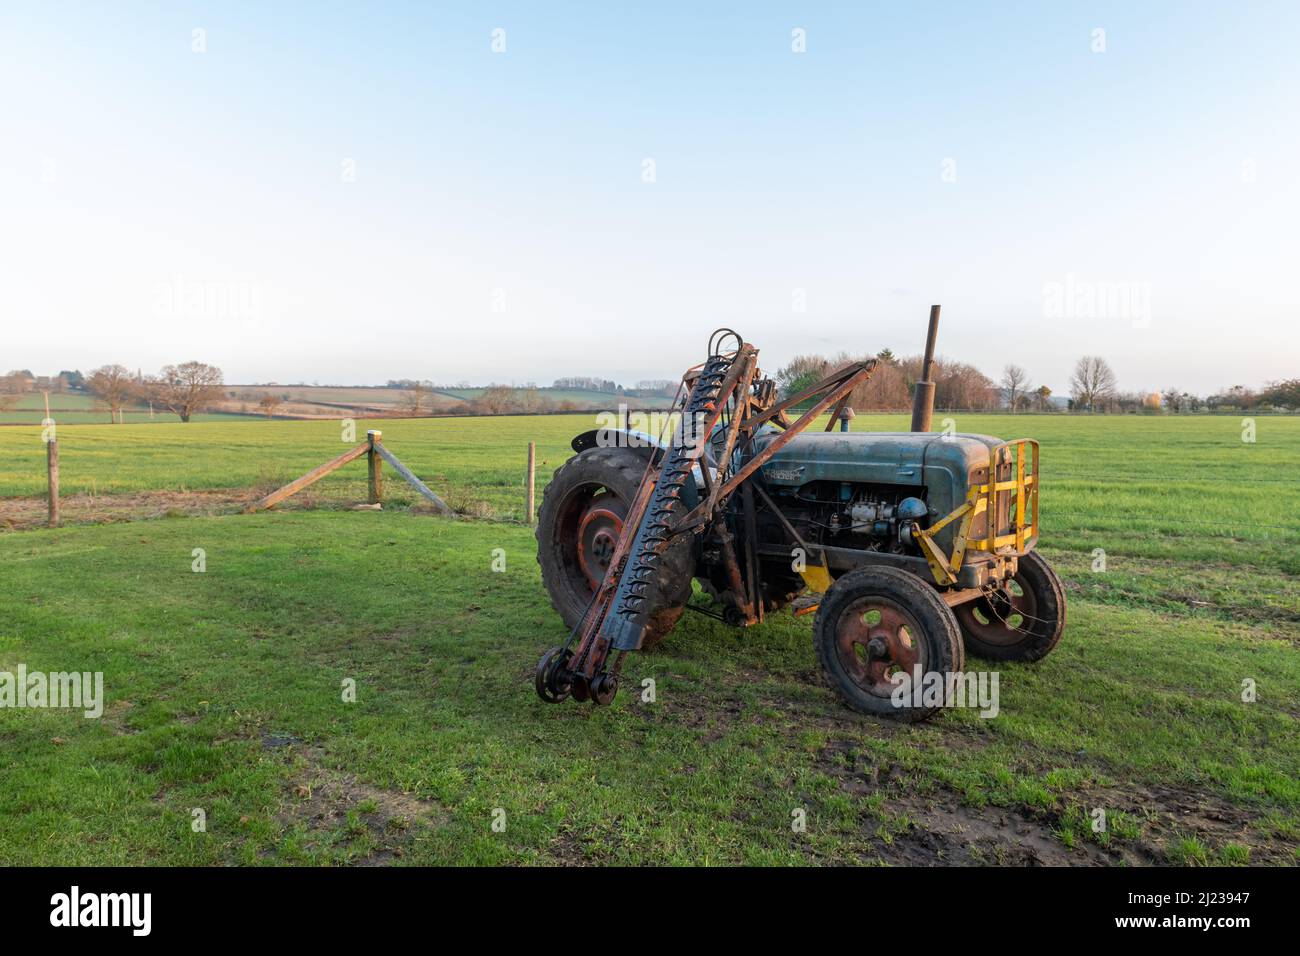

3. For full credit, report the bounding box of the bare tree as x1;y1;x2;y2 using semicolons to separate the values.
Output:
1069;356;1118;412
145;361;224;422
475;384;517;414
515;386;543;414
257;394;283;418
1001;364;1030;414
829;350;909;411
402;381;432;416
4;370;34;393
86;364;136;423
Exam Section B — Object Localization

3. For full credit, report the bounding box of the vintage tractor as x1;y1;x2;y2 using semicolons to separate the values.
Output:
534;310;1065;721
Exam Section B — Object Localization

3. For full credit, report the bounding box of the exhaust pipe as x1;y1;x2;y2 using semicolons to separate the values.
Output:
910;304;940;432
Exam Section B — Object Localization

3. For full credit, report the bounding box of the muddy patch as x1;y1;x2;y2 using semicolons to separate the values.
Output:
101;699;139;736
880;794;1124;865
1078;780;1296;866
276;744;444;864
0;489;258;531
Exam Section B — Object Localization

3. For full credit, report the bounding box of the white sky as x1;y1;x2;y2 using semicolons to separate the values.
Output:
2;3;1297;396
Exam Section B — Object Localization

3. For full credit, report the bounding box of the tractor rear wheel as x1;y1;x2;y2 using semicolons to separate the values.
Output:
536;446;695;649
954;551;1065;662
813;567;964;722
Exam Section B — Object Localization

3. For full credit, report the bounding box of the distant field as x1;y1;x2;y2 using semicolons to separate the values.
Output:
223;385;461;411
10;392;98;411
2;386;679;426
438;387;675;408
1;391;260;425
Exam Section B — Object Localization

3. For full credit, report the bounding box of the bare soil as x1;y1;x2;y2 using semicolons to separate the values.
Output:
0;489;258;531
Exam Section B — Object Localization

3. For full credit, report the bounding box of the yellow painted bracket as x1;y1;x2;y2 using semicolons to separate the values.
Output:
911;439;1039;586
798;559;833;594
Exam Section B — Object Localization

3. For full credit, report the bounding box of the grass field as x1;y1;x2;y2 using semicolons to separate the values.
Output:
437;387;676;409
1;392;258;426
0;413;1297;865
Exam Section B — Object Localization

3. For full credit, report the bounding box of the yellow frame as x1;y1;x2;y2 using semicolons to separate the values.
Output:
912;439;1039;586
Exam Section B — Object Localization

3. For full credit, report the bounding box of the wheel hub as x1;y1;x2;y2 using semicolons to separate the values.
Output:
575;494;625;590
834;598;923;698
956;576;1038;647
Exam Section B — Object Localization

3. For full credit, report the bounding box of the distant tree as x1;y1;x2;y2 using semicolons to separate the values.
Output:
257;394;283;418
825;350;908;411
5;370;34;393
0;374;22;407
1261;378;1300;410
145;361;224;422
475;385;517;414
57;369;86;391
1001;364;1030;413
515;386;543;414
898;356;997;411
402;382;433;416
552;376;617;392
1035;384;1053;412
776;355;831;400
86;364;136;423
1207;385;1257;411
1069;356;1118;412
875;347;898;365
1113;391;1145;413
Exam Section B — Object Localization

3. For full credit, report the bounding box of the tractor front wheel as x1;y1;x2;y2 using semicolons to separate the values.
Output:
813;567;965;722
954;551;1065;662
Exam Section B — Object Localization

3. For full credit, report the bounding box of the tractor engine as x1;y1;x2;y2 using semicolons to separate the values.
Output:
759;482;930;555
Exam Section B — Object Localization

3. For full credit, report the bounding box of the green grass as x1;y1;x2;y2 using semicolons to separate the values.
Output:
1;410;258;426
1;413;1297;563
0;412;1297;864
10;393;100;410
2;391;261;425
436;387;675;408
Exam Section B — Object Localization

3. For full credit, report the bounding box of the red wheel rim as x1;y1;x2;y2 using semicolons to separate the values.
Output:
954;575;1039;647
574;492;625;590
834;597;925;699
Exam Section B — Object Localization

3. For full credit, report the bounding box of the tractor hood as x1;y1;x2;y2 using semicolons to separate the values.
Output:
742;430;1004;525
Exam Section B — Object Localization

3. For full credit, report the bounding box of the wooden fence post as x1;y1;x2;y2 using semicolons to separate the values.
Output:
244;441;371;513
526;441;536;525
47;438;59;528
367;430;383;504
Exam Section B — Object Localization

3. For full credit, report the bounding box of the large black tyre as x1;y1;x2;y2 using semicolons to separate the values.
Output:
536;446;695;649
954;551;1065;662
813;567;965;722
